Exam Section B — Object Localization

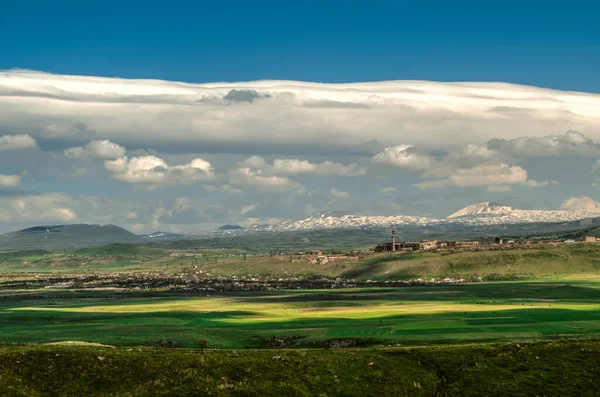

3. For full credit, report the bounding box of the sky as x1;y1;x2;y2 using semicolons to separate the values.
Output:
1;1;600;233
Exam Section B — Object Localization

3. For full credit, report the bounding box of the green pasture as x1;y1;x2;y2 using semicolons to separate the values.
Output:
2;277;600;348
4;243;600;279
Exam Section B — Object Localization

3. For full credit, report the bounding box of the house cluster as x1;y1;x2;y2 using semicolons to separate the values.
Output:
374;230;600;253
375;239;479;252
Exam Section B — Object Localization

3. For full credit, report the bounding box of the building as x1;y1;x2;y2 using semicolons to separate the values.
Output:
419;240;438;250
585;236;599;243
454;241;480;248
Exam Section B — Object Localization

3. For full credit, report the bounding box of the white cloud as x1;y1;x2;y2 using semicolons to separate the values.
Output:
228;167;302;191
64;140;126;160
4;70;600;153
104;155;215;187
0;193;76;224
0;134;37;151
561;196;600;211
415;163;549;190
271;159;366;176
372;145;432;170
239;156;366;176
228;156;363;191
381;187;399;193
241;204;256;214
0;174;22;187
330;188;349;198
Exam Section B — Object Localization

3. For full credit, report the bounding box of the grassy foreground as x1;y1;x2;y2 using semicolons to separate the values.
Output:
1;341;599;396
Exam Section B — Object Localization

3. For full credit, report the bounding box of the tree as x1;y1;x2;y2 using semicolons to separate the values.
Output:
197;339;209;352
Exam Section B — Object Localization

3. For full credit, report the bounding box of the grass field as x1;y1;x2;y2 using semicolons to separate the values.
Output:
2;277;600;348
4;243;600;279
1;340;599;396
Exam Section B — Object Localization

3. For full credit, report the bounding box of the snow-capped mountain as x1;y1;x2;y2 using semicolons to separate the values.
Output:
447;202;514;218
242;202;600;232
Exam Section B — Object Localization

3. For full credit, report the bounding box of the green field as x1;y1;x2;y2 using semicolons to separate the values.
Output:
2;276;600;348
1;341;599;396
4;243;600;279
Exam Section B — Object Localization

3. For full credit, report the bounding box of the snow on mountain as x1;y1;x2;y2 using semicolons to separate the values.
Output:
447;202;514;218
244;202;600;232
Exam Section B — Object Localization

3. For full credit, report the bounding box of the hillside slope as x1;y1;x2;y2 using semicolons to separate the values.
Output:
0;224;140;250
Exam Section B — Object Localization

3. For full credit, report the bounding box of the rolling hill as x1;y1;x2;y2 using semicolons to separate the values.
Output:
0;224;141;250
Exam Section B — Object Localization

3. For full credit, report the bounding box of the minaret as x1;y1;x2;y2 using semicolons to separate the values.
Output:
392;229;396;252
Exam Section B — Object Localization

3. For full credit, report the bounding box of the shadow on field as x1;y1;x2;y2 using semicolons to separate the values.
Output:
3;302;600;348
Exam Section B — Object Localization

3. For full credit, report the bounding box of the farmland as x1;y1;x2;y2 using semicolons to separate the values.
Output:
3;243;600;395
2;276;600;348
4;242;600;279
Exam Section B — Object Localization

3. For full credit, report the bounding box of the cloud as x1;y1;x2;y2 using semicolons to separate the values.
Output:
271;158;366;176
0;193;76;224
561;196;600;211
104;155;215;187
228;167;302;191
43;122;95;139
488;130;600;157
154;198;228;225
241;204;256;214
381;187;399;193
237;156;366;176
0;174;23;187
4;70;600;154
487;185;512;192
204;184;242;193
0;134;37;151
64;139;126;160
330;188;349;198
415;163;549;190
372;145;432;170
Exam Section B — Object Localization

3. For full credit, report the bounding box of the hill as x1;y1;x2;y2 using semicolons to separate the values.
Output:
0;224;140;250
217;225;244;230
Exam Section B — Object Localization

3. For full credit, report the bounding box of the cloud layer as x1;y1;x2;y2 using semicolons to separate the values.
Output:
3;70;600;153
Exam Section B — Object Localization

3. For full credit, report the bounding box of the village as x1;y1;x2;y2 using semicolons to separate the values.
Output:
374;230;600;253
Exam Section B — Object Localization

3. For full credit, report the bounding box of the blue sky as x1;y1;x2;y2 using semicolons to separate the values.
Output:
1;1;600;233
2;0;599;91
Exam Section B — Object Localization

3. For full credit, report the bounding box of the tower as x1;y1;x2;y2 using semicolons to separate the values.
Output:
392;229;396;252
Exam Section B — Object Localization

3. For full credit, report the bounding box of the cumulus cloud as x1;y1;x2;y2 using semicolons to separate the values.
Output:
3;70;600;154
228;167;302;191
561;196;600;211
488;130;600;157
415;163;549;190
104;155;215;187
64;140;126;160
0;134;37;151
372;145;432;170
238;156;366;176
330;188;349;198
0;193;76;224
0;174;22;187
381;187;399;193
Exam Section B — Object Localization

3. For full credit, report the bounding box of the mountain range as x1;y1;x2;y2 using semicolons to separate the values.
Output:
2;202;600;250
246;202;600;232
